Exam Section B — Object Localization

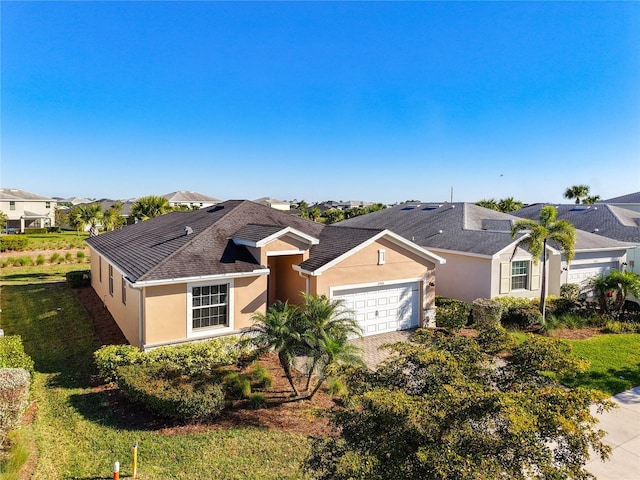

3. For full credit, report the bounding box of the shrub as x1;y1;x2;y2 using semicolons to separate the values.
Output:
117;363;226;421
602;321;640;334
247;393;268;409
23;228;47;234
64;252;73;262
94;344;143;383
47;226;61;233
16;256;32;267
65;270;91;288
471;298;503;329
222;371;252;399
546;296;576;316
247;362;273;390
476;325;513;355
435;297;471;332
0;336;35;376
560;283;581;302
0;368;31;447
0;236;29;252
49;253;60;264
493;297;542;330
36;254;45;265
76;251;86;262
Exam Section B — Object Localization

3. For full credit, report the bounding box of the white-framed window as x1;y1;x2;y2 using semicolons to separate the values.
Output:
121;278;127;305
9;201;15;211
511;260;529;290
378;249;386;265
109;265;114;296
45;201;51;209
187;280;234;337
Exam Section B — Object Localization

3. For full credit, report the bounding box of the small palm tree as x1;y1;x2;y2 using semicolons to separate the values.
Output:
102;202;124;231
591;270;640;315
498;197;523;213
475;198;499;211
70;204;103;236
243;300;304;396
511;206;576;321
130;195;171;221
563;185;590;204
583;195;601;205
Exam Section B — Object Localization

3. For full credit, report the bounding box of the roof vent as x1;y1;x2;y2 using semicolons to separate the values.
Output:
422;204;443;210
403;204;420;210
184;226;193;235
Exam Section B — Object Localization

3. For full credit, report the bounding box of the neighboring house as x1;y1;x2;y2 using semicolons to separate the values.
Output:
86;200;445;350
338;202;631;303
162;191;222;209
513;203;640;275
0;188;56;232
603;192;640;214
253;197;291;211
314;200;374;213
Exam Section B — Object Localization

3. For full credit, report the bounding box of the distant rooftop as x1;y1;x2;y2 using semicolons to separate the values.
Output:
162;191;222;203
603;192;640;204
0;188;54;201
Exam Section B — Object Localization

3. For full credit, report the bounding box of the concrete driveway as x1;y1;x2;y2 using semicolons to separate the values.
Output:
351;330;640;479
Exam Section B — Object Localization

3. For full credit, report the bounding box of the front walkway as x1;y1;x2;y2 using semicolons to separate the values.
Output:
351;330;640;479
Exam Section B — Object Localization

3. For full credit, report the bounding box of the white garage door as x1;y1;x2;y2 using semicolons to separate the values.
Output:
568;263;617;287
333;282;420;336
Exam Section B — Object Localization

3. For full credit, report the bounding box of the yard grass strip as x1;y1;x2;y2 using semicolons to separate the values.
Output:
562;334;640;396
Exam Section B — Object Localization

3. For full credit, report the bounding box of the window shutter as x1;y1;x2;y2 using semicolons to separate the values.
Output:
530;261;541;291
500;262;511;294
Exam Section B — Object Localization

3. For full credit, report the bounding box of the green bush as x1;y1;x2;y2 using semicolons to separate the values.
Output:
76;251;86;262
0;236;29;252
36;254;45;265
24;228;48;234
116;363;226;421
602;321;640;334
0;368;31;447
0;336;35;376
435;297;471;331
247;393;268;409
222;371;252;399
546;296;576;316
65;270;91;288
471;298;503;329
16;256;32;267
476;325;513;355
64;252;73;262
47;226;61;233
560;283;581;302
49;253;60;264
247;362;273;390
94;344;143;383
493;297;542;330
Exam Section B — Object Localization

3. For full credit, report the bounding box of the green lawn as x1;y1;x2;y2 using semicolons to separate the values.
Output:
562;334;640;396
1;265;311;479
4;231;89;251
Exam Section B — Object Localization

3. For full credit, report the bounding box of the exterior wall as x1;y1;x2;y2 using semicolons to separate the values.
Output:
233;275;268;330
628;247;640;274
88;247;140;346
491;247;541;300
0;199;56;231
268;254;306;305
429;250;493;303
547;253;562;296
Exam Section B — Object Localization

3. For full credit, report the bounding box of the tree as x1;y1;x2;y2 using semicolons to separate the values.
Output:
511;205;576;320
590;270;640;316
563;185;590;204
497;197;523;213
101;202;124;231
130;195;171;221
583;195;601;204
308;207;322;222
0;211;7;231
306;330;613;480
70;204;103;236
323;209;345;225
475;198;499;211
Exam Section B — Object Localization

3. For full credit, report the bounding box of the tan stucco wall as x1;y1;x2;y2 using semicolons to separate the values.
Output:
259;236;311;264
233;275;268;330
143;284;188;345
268;254;306;305
428;250;493;303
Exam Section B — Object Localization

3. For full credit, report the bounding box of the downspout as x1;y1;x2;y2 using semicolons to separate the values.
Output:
298;270;310;295
138;287;144;350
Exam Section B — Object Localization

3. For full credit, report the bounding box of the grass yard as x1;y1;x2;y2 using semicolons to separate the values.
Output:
0;266;312;479
562;334;640;396
20;231;89;251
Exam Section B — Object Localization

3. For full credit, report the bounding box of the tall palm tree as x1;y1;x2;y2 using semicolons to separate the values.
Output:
242;300;304;396
498;197;523;213
475;198;500;211
563;185;590;204
583;195;601;205
70;204;103;237
511;206;576;321
130;195;171;221
101;202;124;231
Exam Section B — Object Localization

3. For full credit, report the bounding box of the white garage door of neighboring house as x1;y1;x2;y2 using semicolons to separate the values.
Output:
568;263;617;287
332;282;420;336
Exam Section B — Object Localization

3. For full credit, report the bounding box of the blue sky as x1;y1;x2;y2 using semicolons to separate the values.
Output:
2;1;639;204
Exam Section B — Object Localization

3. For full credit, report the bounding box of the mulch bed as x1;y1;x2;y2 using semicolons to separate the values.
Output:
74;287;337;437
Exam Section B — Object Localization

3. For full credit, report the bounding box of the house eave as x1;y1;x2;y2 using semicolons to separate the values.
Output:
130;268;270;288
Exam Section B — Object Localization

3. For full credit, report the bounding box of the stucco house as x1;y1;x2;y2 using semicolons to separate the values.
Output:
338;202;631;303
86;200;445;350
162;190;222;210
0;188;56;233
603;192;640;214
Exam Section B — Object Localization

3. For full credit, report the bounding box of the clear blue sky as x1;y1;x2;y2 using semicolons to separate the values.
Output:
2;1;639;204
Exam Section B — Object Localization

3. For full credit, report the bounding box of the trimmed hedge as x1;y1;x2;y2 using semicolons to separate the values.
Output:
23;228;48;234
117;363;226;421
0;336;35;376
66;270;91;288
0;236;29;252
94;344;143;383
471;298;503;329
493;297;543;330
0;368;31;446
435;297;471;331
560;283;581;302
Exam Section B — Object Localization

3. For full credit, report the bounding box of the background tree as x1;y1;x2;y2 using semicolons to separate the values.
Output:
590;270;640;316
497;197;523;213
70;204;103;236
563;185;590;204
101;202;124;231
323;209;345;225
0;211;7;231
475;198;499;211
130;195;171;221
511;205;576;320
308;207;322;222
583;194;602;204
307;330;612;480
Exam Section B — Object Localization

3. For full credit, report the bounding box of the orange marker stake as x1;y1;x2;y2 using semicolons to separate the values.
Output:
113;461;120;480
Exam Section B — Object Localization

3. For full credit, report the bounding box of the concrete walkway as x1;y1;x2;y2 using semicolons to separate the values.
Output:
351;330;640;479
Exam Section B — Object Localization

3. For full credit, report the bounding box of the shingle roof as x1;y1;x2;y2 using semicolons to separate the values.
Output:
89;200;400;283
512;204;640;244
162;191;222;203
0;188;54;201
603;192;640;203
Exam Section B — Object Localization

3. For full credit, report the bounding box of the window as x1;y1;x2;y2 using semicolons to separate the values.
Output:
99;259;102;283
191;284;229;330
121;278;127;305
109;265;114;296
9;201;15;211
511;260;529;290
45;202;51;209
378;249;386;265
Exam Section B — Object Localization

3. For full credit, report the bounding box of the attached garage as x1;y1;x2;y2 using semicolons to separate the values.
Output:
332;281;420;336
567;262;617;287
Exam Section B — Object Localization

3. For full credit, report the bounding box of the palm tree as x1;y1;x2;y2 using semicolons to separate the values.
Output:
591;270;640;315
563;185;590;204
130;195;171;221
242;300;304;396
497;197;523;213
102;202;124;231
475;199;499;211
70;204;103;236
583;195;601;205
299;294;363;398
511;206;576;321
